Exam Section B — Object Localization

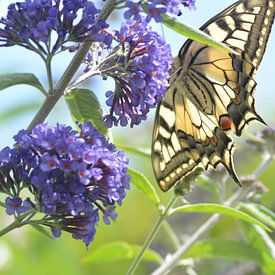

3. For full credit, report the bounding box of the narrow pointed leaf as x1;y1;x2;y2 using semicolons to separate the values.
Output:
0;102;40;122
82;241;163;264
65;88;108;136
30;224;54;240
196;175;221;195
117;144;151;159
161;14;237;54
183;238;262;264
169;203;271;231
141;4;236;54
239;203;275;230
239;221;275;273
128;168;160;206
0;73;46;95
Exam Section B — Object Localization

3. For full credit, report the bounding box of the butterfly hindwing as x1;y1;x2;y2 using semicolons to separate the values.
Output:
152;65;239;191
182;42;261;136
152;0;275;191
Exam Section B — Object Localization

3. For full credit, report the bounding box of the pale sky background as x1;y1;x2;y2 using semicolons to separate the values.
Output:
0;0;275;148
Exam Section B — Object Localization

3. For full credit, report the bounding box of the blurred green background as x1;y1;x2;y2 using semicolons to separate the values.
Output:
0;1;275;274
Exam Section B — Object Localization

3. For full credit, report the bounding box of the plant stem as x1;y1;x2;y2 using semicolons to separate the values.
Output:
27;41;92;131
0;219;22;237
0;214;46;237
67;68;100;90
27;0;116;131
0;210;34;237
254;154;273;178
46;55;54;93
151;155;273;275
126;195;178;275
162;220;182;250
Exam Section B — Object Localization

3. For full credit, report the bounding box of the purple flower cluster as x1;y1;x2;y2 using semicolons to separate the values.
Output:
124;0;196;22
98;18;173;127
0;0;112;55
0;122;130;248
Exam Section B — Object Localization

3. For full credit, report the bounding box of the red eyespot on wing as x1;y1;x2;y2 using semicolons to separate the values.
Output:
219;115;232;131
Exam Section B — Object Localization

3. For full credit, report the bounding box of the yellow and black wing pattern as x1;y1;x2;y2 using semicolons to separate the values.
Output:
152;0;275;191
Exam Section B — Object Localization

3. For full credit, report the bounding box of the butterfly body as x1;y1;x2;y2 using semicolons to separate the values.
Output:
152;0;275;191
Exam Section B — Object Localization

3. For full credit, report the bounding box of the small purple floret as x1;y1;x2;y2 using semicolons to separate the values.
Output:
5;197;30;215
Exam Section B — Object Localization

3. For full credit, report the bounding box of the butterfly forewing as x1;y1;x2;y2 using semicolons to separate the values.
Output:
180;0;275;69
184;42;261;135
152;0;275;191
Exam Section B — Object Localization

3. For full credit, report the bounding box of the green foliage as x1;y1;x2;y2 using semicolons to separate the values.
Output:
239;221;275;274
0;73;46;95
0;102;40;123
169;203;271;231
161;14;237;54
184;238;262;264
143;2;236;55
127;168;160;206
117;145;151;160
239;203;275;230
82;241;163;265
30;224;54;240
65;88;108;136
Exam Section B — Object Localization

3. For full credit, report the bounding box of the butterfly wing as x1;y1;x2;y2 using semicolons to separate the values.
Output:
152;0;275;191
179;0;275;135
181;40;260;136
180;0;275;69
152;73;238;191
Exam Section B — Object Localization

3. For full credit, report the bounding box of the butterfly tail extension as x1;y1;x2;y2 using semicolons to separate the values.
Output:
213;127;241;186
189;109;241;186
226;52;266;136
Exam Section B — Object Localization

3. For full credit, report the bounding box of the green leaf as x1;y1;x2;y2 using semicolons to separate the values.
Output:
161;14;237;54
195;175;221;195
117;144;151;159
141;4;235;55
30;224;54;240
65;88;108;136
239;203;275;230
82;241;163;265
184;238;262;264
0;73;46;95
239;221;275;274
169;203;271;232
128;168;160;206
0;102;40;122
142;4;235;54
